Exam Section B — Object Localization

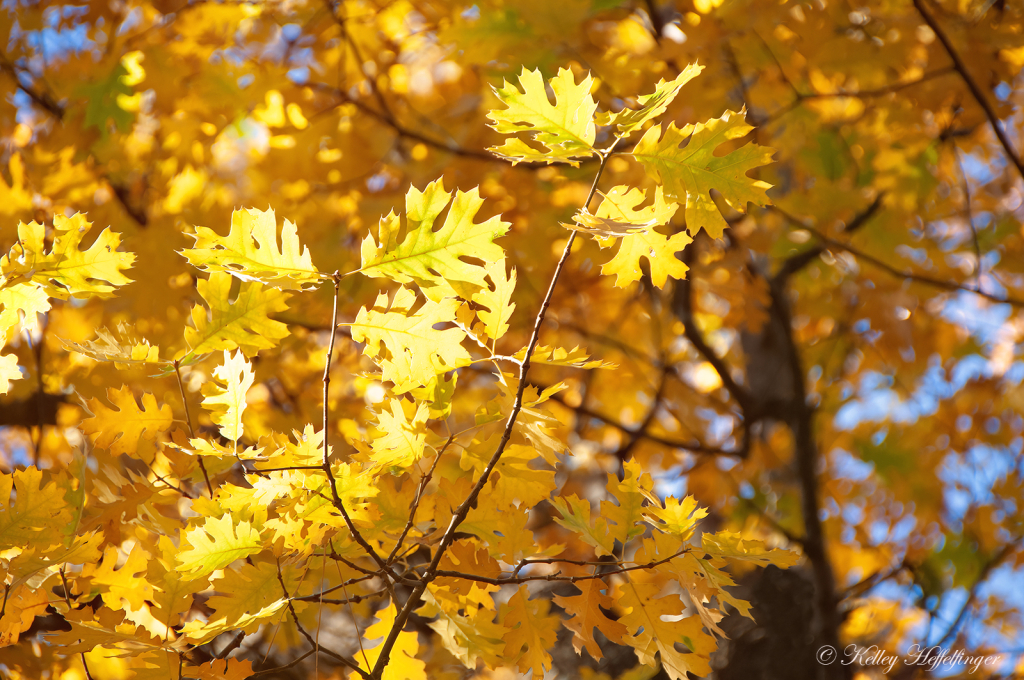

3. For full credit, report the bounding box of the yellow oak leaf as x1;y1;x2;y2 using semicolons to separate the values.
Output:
366;398;429;471
553;577;627;659
596;62;705;134
500;586;560;679
82;543;154;612
514;344;616;369
182;207;321;290
643;495;709;540
201;349;254;444
421;589;506;668
618;578;717;680
62;322;162;368
631;108;774;238
570;186;678;239
487;67;598;165
0;467;73;550
601;225;692;289
435;538;502;596
0;282;50;339
0;584;50;645
48;607;179;654
550;494;615;556
176;515;262;579
4;531;103;592
188;659;254;680
0;153;33;216
701;531;801;568
0;212;134;299
601;458;655;545
181;559;298;643
81;386;173;458
349;601;426;680
183;272;290;361
142;537;205;638
359;180;510;301
471;258;516;344
350;287;471;394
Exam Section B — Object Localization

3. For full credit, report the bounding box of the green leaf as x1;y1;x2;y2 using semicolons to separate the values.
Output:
596;63;704;134
181;207;321;290
487;67;598;165
631;109;774;238
359;181;510;301
79;64;134;134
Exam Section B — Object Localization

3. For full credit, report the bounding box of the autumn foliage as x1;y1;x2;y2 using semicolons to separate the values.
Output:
3;1;1024;680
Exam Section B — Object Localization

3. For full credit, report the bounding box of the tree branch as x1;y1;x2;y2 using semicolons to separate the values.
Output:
321;273;390;573
773;208;1024;308
367;141;620;680
774;194;884;284
913;0;1024;182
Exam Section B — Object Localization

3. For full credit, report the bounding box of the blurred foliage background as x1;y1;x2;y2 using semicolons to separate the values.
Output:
3;0;1024;678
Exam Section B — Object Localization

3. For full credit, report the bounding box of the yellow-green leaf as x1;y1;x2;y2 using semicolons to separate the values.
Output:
631;109;774;238
359;181;510;301
176;515;262;579
183;272;289;361
487;67;598;166
181;207;320;291
201;350;254;444
701;531;800;568
596;63;704;134
550;494;615;556
349;287;471;394
0;213;134;299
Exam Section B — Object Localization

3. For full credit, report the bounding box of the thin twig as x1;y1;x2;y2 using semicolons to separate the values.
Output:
434;547;692;585
367;139;621;680
321;273;389;573
276;559;369;679
914;0;1024;181
773;209;1024;307
250;649;316;677
59;567;96;680
386;434;453;566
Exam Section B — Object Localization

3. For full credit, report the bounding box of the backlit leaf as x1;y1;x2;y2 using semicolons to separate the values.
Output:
487;67;598;165
631;109;774;238
182;207;321;290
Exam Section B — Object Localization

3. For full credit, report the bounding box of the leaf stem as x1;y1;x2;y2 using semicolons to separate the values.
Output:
368;143;618;680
